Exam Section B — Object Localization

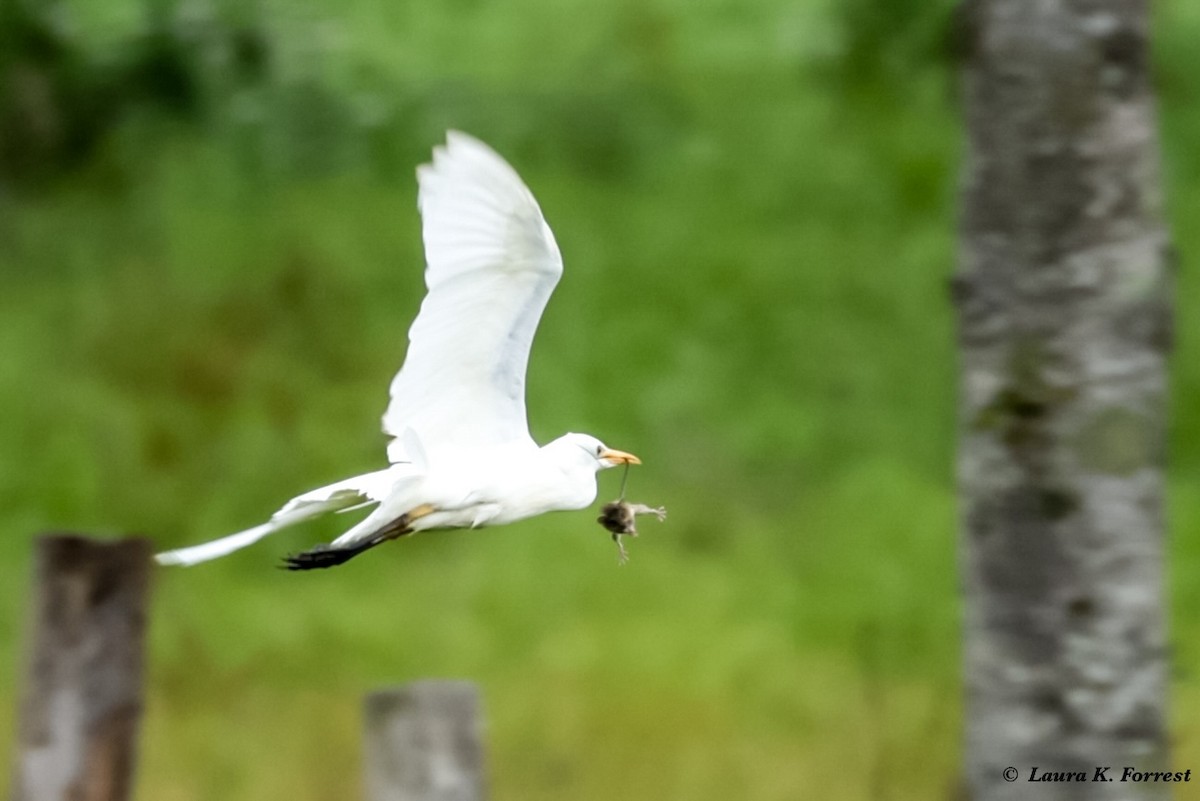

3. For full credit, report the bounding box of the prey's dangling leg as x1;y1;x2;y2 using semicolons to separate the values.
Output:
282;504;436;571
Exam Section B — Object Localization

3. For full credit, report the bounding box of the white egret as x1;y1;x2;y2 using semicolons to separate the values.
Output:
156;131;640;570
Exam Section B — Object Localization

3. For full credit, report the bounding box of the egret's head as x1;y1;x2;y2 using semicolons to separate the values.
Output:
551;433;641;472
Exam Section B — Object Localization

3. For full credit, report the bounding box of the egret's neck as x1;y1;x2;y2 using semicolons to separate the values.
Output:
539;440;601;511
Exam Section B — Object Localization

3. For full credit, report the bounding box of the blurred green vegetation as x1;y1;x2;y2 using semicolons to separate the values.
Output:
1;0;1198;799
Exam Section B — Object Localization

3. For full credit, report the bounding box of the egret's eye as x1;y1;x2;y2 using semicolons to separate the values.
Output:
596;445;603;456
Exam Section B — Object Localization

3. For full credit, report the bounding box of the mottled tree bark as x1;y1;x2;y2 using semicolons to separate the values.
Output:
954;0;1173;798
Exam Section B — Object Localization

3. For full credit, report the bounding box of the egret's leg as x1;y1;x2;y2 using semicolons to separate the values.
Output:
282;504;437;571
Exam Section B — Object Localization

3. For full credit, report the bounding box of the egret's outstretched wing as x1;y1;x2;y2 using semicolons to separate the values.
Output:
154;466;404;566
383;132;564;461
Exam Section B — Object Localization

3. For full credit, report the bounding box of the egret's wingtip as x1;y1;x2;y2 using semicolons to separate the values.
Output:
442;130;505;164
445;129;480;148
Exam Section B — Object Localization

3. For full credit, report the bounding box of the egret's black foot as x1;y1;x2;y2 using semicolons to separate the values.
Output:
281;516;416;571
282;539;379;571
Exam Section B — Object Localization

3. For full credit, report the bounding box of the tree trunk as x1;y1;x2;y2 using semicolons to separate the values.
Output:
953;0;1173;798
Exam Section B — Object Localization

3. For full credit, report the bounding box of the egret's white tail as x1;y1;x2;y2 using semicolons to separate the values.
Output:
155;467;403;567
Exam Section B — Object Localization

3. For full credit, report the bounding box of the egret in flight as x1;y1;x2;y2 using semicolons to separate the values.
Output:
156;132;640;570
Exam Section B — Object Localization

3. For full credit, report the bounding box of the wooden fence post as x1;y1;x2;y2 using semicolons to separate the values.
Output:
10;534;153;801
363;681;487;801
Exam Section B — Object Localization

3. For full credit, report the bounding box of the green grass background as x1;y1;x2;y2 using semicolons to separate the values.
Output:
1;0;1199;798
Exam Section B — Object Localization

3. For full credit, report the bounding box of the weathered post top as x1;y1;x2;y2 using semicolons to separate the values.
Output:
10;534;153;801
364;680;487;801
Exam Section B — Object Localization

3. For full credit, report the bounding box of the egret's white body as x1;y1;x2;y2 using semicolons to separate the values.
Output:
156;132;638;569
